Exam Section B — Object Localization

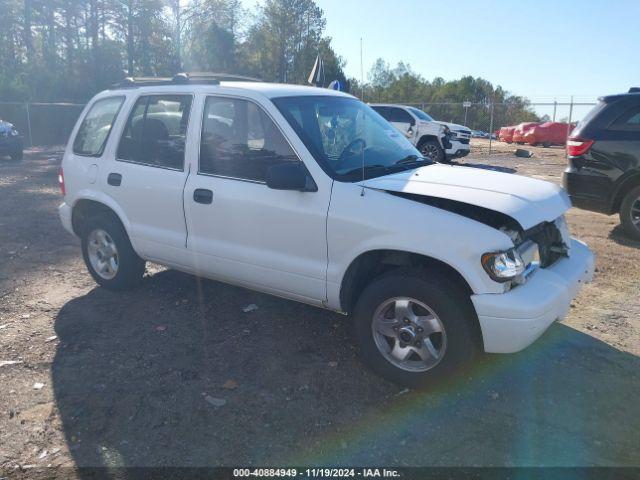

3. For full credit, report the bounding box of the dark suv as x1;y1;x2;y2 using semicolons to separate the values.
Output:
563;88;640;239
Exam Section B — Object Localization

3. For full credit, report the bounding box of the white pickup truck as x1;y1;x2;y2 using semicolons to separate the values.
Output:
370;104;471;162
58;76;594;387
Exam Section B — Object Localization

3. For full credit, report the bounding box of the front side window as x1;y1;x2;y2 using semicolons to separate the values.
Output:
408;107;434;122
117;95;192;169
273;96;426;181
73;96;124;156
199;96;299;181
388;108;414;125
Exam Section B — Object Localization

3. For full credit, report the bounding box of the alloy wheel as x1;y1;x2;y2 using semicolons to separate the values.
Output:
371;297;447;372
87;229;119;280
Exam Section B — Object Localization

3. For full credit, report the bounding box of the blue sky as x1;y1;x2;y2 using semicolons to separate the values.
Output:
241;0;640;119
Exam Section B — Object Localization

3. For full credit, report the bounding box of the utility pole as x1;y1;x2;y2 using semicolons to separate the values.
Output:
173;0;182;71
552;99;557;122
360;37;364;101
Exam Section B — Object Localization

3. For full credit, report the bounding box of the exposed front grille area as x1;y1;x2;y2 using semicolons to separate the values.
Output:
525;219;569;268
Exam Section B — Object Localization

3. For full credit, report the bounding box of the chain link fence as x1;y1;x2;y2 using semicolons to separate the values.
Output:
0;99;597;158
0;102;85;148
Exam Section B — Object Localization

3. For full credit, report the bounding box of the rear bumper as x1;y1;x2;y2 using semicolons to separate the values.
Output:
563;167;613;214
58;202;75;236
471;238;594;353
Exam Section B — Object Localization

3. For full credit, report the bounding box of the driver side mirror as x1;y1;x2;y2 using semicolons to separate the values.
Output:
266;163;317;192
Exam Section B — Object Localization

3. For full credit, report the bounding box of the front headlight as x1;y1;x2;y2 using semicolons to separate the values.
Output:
10;128;19;136
481;249;525;282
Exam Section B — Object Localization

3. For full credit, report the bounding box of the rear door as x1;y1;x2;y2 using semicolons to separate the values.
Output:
103;94;194;265
183;94;331;304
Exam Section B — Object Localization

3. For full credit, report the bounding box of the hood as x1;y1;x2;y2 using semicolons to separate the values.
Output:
436;121;470;132
360;164;570;231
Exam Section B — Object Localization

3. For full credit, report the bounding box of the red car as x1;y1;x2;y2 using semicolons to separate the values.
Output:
524;122;575;147
499;126;516;143
512;122;539;144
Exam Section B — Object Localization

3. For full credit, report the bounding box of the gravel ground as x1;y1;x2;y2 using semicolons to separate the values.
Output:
0;144;639;475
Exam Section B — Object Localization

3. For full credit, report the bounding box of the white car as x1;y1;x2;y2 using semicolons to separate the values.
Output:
370;104;471;161
370;104;451;162
58;75;594;387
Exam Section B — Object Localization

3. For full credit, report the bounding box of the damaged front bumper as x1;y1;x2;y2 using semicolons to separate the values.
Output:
471;238;594;353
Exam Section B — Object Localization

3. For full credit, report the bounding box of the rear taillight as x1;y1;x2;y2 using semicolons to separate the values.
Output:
566;137;594;156
58;167;65;196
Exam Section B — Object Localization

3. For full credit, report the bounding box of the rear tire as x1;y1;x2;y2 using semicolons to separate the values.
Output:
81;214;146;291
620;185;640;241
542;141;551;148
10;150;23;161
352;269;479;388
418;139;445;163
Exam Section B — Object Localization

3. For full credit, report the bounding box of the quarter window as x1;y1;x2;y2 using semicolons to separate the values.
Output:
199;97;299;181
610;106;640;131
73;96;124;156
117;95;192;170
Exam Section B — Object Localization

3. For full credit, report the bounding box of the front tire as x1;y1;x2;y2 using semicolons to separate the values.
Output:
352;269;479;388
81;214;146;291
10;150;23;161
418;139;445;163
620;185;640;241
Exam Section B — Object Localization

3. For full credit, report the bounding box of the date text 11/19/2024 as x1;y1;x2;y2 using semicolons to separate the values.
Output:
233;468;401;478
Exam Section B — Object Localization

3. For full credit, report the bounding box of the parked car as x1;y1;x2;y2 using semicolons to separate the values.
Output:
499;126;516;143
59;75;594;387
0;119;23;161
370;104;467;162
512;122;539;144
524;122;575;147
564;88;640;239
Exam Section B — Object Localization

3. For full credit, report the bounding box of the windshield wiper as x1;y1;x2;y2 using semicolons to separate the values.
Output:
341;164;389;179
395;154;423;164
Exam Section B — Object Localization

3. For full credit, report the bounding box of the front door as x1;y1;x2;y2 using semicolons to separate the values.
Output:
183;95;330;304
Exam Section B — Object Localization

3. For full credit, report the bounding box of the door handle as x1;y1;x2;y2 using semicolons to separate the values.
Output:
193;188;213;204
107;173;122;186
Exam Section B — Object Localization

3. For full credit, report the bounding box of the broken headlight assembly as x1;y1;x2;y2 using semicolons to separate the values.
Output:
481;249;525;283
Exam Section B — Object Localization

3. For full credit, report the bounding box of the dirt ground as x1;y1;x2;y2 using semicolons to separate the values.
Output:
1;142;639;475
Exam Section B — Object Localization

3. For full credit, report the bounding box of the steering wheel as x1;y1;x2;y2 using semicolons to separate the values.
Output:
339;138;366;163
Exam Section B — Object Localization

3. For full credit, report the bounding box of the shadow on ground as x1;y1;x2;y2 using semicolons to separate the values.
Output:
608;224;640;249
52;270;640;470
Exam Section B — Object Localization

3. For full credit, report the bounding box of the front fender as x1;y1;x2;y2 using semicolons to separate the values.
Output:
326;182;512;310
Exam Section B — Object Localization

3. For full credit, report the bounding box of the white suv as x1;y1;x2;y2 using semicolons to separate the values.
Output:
370;104;450;162
58;75;594;387
370;104;471;161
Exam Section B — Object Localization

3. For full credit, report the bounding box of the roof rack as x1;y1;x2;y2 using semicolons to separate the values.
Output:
109;72;262;89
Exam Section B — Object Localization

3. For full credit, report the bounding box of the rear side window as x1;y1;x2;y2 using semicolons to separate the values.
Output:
388;108;414;124
371;106;391;119
609;106;640;131
199;96;299;182
117;95;193;170
73;96;124;156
